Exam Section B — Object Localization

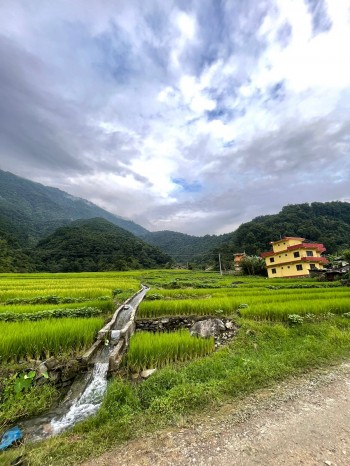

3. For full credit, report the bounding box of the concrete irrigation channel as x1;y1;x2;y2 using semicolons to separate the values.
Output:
19;286;149;442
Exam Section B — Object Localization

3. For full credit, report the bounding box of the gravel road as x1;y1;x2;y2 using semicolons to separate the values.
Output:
83;362;350;466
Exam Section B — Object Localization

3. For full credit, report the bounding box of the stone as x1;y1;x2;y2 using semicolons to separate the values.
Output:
61;360;79;382
141;368;157;379
225;321;235;330
37;362;48;376
44;356;59;371
190;319;226;339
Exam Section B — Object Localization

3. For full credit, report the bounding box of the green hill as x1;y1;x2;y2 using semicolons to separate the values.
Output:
214;202;350;267
35;218;172;272
0;169;148;246
141;230;229;263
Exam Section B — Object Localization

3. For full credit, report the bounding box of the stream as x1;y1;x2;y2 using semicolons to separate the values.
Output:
20;286;148;442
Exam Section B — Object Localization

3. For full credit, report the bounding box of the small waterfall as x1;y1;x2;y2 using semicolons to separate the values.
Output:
50;362;109;434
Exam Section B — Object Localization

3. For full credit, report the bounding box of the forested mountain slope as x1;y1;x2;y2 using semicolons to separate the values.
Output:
141;230;230;263
0;169;148;246
35;218;172;272
214;202;350;263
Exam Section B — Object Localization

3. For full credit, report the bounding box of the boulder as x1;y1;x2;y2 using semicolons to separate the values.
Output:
190;319;225;338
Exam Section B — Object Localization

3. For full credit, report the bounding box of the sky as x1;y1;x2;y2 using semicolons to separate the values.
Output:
0;0;350;235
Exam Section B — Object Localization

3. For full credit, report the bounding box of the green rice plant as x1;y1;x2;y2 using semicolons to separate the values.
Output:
240;296;350;321
0;317;103;362
125;330;215;372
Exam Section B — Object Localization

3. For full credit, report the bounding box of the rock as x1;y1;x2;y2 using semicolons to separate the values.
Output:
190;319;225;339
44;356;59;371
131;373;140;380
37;362;48;376
61;360;79;382
161;318;169;324
141;368;157;379
225;321;235;330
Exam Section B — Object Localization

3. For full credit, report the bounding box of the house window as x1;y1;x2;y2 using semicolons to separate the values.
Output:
306;251;313;257
270;257;275;263
296;264;303;271
271;268;277;274
294;252;300;258
310;264;316;269
285;254;287;256
288;266;290;268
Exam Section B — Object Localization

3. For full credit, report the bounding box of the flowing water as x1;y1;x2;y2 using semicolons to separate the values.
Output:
20;286;148;442
50;362;109;433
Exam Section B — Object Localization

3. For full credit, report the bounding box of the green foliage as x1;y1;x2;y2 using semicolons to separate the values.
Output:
288;314;304;325
214;201;350;259
0;307;103;322
240;256;267;276
125;330;215;372
0;376;58;430
0;317;104;362
35;218;172;272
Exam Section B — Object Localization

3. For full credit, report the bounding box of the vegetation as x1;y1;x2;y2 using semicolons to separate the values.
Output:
35;218;173;272
214;202;350;268
9;316;350;466
2;270;350;465
0;317;104;362
125;330;215;372
0;168;147;249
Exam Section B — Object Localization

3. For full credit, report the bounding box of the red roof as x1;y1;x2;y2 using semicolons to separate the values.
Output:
287;243;326;253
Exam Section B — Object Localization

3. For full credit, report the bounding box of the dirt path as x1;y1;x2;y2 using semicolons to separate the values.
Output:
83;363;350;466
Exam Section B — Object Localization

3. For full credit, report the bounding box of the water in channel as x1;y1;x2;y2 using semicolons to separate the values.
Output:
20;286;148;442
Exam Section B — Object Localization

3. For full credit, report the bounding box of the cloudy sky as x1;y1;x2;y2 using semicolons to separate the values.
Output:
1;0;350;235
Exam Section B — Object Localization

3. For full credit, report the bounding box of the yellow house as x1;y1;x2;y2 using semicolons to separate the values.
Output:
261;237;328;278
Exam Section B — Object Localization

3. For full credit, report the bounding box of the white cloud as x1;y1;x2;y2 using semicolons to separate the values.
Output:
0;0;350;235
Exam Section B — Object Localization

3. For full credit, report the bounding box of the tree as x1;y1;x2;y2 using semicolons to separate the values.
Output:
240;256;267;276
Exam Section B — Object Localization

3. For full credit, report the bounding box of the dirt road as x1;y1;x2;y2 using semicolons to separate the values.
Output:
83;363;350;466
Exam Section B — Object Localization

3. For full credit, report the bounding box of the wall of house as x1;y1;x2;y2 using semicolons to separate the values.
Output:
267;261;323;278
266;239;324;278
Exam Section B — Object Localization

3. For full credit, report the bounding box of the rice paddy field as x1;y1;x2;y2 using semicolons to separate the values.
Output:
138;275;350;321
0;272;142;363
2;269;350;466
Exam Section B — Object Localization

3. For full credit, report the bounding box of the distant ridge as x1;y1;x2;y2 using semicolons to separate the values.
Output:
0;169;148;246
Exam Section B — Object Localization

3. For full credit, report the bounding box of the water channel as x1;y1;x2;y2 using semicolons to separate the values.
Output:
20;286;148;442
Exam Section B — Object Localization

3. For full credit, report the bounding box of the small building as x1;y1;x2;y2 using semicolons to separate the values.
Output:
261;237;328;278
233;253;246;272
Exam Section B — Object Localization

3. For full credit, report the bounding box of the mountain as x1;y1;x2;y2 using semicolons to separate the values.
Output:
214;202;350;267
0;169;148;246
35;218;172;272
141;230;229;263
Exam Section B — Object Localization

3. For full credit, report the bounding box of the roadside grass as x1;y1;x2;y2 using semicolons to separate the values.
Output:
9;316;350;466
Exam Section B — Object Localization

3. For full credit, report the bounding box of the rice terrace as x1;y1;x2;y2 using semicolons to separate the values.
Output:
1;269;350;465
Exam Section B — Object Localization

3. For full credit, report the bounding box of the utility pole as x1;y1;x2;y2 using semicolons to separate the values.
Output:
219;253;223;275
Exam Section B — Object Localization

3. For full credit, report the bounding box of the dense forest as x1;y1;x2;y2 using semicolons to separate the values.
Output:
34;219;172;272
212;202;350;269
